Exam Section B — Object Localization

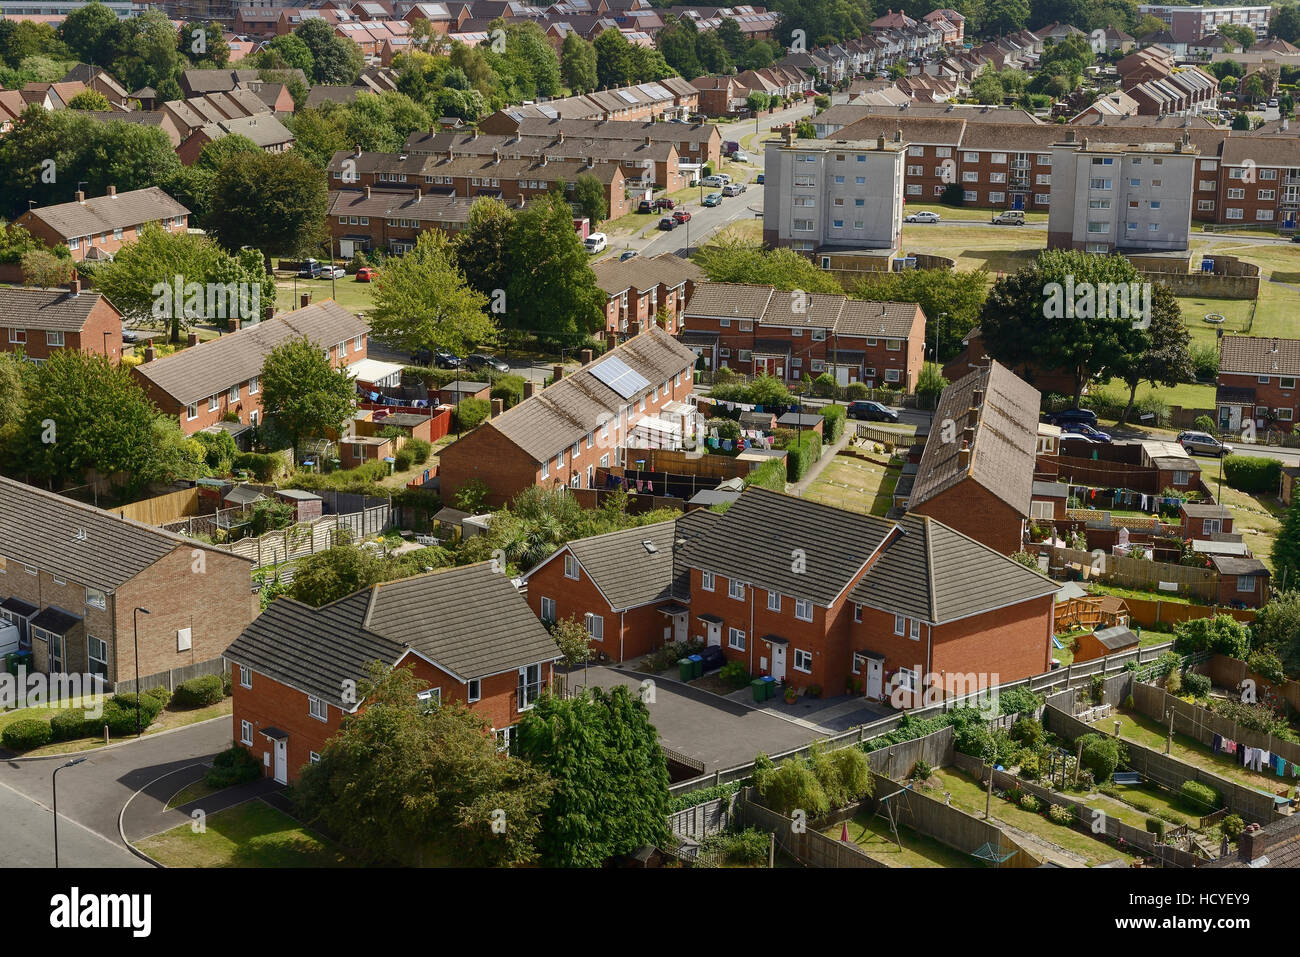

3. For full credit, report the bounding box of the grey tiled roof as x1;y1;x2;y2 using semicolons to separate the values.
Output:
29;187;189;240
1219;336;1300;378
910;361;1040;517
553;519;680;610
133;300;368;406
0;476;232;592
0;285;118;332
849;513;1058;624
1094;625;1138;650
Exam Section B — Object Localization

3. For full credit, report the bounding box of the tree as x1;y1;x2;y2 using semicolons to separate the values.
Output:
1273;496;1300;594
515;684;670;867
20;249;73;288
1231;110;1252;131
550;617;593;675
1219;23;1255;51
369;230;495;356
853;268;989;361
261;33;314;74
1110;283;1193;424
1275;5;1300;44
571;172;607;223
259;338;357;463
696;232;842;292
454;197;515;301
56;0;118;64
112;10;183;93
66;89;110;111
287;546;388;606
1171;615;1251;659
1253;591;1300;651
295;18;363;85
971;68;1004;104
294;663;553;866
979;249;1151;406
205;151;329;268
560;32;598;93
593;27;635;88
746;90;770;114
178;21;231;67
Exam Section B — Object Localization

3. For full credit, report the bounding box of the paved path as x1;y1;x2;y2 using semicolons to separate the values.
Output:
789;422;855;496
123;766;285;844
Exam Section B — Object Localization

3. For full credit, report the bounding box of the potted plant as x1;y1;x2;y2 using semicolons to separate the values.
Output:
784;686;798;704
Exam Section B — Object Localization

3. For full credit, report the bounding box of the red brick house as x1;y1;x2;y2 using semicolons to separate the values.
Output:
1216;336;1300;434
679;283;926;390
0;475;255;688
224;562;560;783
438;325;697;507
908;361;1039;555
16;186;190;264
521;511;719;663
0;281;124;365
676;487;1058;703
132;300;369;436
590;253;703;338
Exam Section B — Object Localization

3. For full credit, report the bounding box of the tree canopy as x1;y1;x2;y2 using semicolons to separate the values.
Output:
259;338;357;462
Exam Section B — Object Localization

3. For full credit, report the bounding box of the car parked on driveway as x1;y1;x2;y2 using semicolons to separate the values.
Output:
355;266;377;281
1178;430;1234;457
703;192;723;206
637;199;653;214
433;348;461;369
904;210;940;224
584;232;607;253
847;400;899;422
756;173;765;184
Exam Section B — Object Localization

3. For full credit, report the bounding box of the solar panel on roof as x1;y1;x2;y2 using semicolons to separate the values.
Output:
617;89;638;103
590;356;649;399
539;105;558;118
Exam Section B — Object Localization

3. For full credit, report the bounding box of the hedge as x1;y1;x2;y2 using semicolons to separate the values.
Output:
454;397;491;431
785;430;822;481
113;692;164;726
233;452;279;482
821;404;846;443
2;718;52;751
50;708;93;741
394;448;414;471
173;674;225;708
406;438;431;464
1179;779;1220;814
490;374;526;409
1223;455;1281;493
206;745;263;789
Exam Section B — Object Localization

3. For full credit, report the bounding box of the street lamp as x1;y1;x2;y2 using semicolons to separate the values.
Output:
52;757;87;867
132;607;151;736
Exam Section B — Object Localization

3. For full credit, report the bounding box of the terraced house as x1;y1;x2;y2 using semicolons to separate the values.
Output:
676;487;1057;703
0;281;124;364
591;253;703;338
0;476;254;687
16;186;189;263
1216;335;1300;433
224;562;559;783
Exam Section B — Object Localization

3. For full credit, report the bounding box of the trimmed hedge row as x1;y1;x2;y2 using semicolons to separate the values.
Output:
1;685;176;751
1223;454;1281;494
173;674;225;709
821;404;846;443
785;430;822;481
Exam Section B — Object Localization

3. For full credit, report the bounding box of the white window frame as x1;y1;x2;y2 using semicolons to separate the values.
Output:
539;596;556;624
239;665;252;689
793;648;813;673
728;578;745;601
585;612;604;642
309;695;328;721
728;627;746;651
767;590;781;611
702;571;715;591
240;720;252;745
795;598;813;622
564;554;579;580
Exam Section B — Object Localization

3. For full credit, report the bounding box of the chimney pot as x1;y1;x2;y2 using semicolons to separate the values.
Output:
68;278;80;297
524;380;535;399
958;440;970;468
605;332;617;351
300;292;311;308
187;331;200;347
364;185;371;198
580;348;593;364
491;397;504;417
106;185;116;198
144;344;156;362
552;364;565;383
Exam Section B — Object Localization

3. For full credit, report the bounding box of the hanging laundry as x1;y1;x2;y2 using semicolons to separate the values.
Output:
1213;733;1223;752
1257;749;1272;772
1277;755;1288;777
1224;739;1237;754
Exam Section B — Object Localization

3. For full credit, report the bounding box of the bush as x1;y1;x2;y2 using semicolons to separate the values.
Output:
999;686;1045;717
112;692;164;726
1079;733;1124;783
490;373;526;409
1173;615;1250;659
701;828;770;866
145;685;172;707
1223;454;1281;493
1145;816;1166;837
845;382;870;400
1179;779;1220;814
784;429;822;481
406;438;431;464
454;397;491;431
719;661;751;689
50;708;93;741
820;404;846;443
173;674;225;708
756;757;829;817
1019;794;1040;812
205;745;263;789
1221;813;1245;839
1247;647;1286;684
1181;671;1211;698
2;717;54;750
232;452;279;482
940;182;964;206
1165;669;1183;695
911;759;933;781
1194;414;1218;434
1018;751;1040;779
221;670;233;697
1047;804;1073;824
394;448;415;471
1011;717;1045;748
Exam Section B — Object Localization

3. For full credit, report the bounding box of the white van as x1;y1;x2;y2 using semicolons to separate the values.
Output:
583;232;607;254
992;210;1025;225
0;622;21;659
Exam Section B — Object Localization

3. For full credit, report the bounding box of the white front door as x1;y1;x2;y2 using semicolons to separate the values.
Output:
273;739;287;784
673;613;687;643
770;643;787;681
865;658;883;700
705;620;721;647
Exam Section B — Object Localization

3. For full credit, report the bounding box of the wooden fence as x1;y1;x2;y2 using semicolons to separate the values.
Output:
667;794;735;842
1209;654;1300;713
854;423;915;447
736;788;885;868
208;505;393;568
1045;545;1218;602
115;486;203;525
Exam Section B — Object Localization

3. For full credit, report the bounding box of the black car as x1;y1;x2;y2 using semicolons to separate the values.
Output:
658;217;675;230
847;400;900;422
465;352;510;374
411;346;433;365
1046;408;1099;428
433;348;461;369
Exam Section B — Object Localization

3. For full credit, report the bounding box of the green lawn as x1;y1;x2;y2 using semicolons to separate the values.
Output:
804;451;900;516
275;276;374;316
5;698;232;757
900;222;1042;274
137;798;348;868
827;810;980;867
165;779;222;811
1191;452;1284;574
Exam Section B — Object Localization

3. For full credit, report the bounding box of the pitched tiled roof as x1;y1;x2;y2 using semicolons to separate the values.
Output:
27;187;189;241
835;299;923;338
591;253;701;296
0;476;240;592
849;513;1058;624
365;562;559;678
537;518;681;610
1219;336;1300;377
681;282;773;320
910;361;1040;516
133;300;368;406
0;285;119;332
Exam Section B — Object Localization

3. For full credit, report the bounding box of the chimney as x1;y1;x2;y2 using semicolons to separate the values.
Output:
644;135;652;146
783;124;795;147
958;440;970;468
1238;823;1269;864
353;144;362;158
187;331;200;347
557;131;564;145
67;278;80;297
606;332;617;351
962;424;975;447
972;386;984;406
262;304;274;323
967;405;979;428
75;190;85;203
580;348;593;365
364;185;371;198
552;364;565;382
524;381;536;399
492;147;500;164
629;320;641;337
143;344;156;362
300;292;311;308
491;397;504;417
106;185;116;198
412;188;421;203
878;134;886;149
227;316;240;332
894;127;902;142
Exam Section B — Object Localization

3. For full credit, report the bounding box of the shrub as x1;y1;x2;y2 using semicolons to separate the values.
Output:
998;686;1045;717
454;397;491;431
1156;809;1188;826
1181;671;1211;698
1221;814;1245;839
145;685;172;707
1019;794;1040;812
394;448;415;471
1047;804;1073;824
232;452;279;482
221;670;233;697
1011;717;1045;748
406;438;431;464
845;382;870;400
757;757;829;817
719;661;751;689
1079;733;1124;783
1223;454;1281;493
1145;816;1166;837
112;693;164;726
205;745;263;789
50;708;93;741
1173;615;1251;659
1165;669;1183;695
784;429;822;481
1179;779;1220;814
911;759;933;781
1247;647;1286;684
490;373;525;409
173;674;225;708
701;828;770;866
820;404;846;443
1018;751;1041;779
1;718;52;751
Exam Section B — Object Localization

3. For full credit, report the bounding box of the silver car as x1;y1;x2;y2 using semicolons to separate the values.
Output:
1177;430;1234;456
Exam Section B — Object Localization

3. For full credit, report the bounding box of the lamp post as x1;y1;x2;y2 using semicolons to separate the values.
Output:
132;607;151;736
52;757;87;867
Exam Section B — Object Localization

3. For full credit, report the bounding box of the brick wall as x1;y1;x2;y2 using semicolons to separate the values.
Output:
909;479;1025;555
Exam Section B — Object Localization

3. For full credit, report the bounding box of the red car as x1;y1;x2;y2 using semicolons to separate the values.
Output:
654;198;676;210
672;209;691;224
355;267;377;282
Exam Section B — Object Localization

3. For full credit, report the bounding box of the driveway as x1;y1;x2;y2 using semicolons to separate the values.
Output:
570;665;823;771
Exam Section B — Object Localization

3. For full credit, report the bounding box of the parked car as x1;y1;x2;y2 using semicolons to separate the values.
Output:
722;183;743;196
121;325;140;344
905;211;941;224
1292;233;1300;244
1045;408;1099;428
433;348;461;369
848;400;900;422
992;210;1025;225
465;353;510;374
296;258;323;278
637;199;654;214
1060;422;1112;443
619;250;639;261
654;198;676;210
355;266;377;282
411;347;432;365
658;217;676;230
320;265;345;279
672;209;691;224
584;232;607;253
731;150;748;162
703;192;723;206
716;173;732;185
756;173;765;184
1178;430;1234;457
701;174;725;187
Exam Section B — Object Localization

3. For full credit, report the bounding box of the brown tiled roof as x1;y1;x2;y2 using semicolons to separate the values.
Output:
28;187;189;240
1219;335;1300;377
835;300;923;339
133;300;368;406
682;282;774;320
0;285;119;332
590;252;701;297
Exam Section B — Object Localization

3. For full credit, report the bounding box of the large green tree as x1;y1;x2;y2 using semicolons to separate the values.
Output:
370;230;496;356
295;18;363;85
454;196;515;301
560;32;598;93
295;663;553;866
854;268;989;362
516;684;670;867
205;151;329;267
1110;283;1193;423
696;232;843;293
259;337;357;463
1273;497;1300;595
